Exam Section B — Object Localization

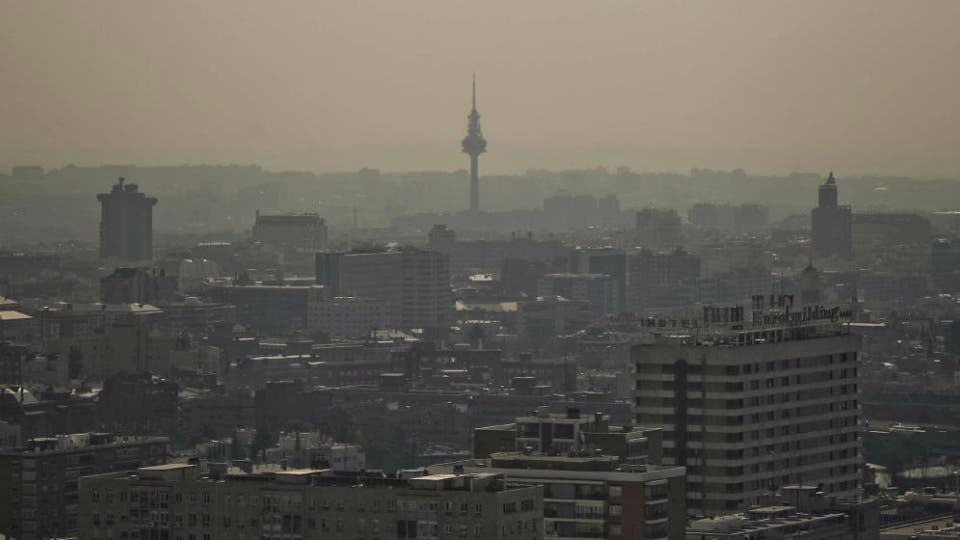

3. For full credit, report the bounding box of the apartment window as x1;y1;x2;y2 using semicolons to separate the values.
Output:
474;503;482;515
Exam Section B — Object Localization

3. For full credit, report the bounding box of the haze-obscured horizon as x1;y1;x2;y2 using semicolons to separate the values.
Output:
2;0;959;177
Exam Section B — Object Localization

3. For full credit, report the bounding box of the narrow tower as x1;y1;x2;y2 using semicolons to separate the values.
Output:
97;177;157;262
461;74;487;212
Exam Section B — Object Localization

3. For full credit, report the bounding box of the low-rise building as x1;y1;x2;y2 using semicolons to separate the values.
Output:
80;464;543;540
473;407;662;465
686;486;879;540
435;454;685;540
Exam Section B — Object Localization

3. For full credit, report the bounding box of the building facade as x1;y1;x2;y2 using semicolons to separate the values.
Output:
435;455;685;540
253;212;329;251
0;433;168;540
315;296;390;338
80;464;543;540
206;283;326;335
634;300;862;515
626;249;701;312
316;247;453;330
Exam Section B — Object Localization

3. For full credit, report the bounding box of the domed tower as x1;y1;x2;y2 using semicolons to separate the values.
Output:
461;74;487;212
818;171;838;208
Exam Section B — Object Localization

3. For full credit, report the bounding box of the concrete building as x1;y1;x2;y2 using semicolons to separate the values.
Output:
315;296;391;337
154;298;237;338
627;248;701;312
811;172;853;259
435;454;685;540
0;433;168;540
881;515;960;540
688;203;769;233
316;247;453;330
252;211;329;251
80;464;543;540
44;303;171;379
97;177;157;262
686;486;879;540
538;273;621;315
634;299;862;515
635;208;683;250
473;408;663;465
266;432;366;471
206;283;326;335
427;226;572;279
100;266;175;304
517;296;593;348
852;212;932;248
574;248;627;312
0;310;33;344
0;341;29;385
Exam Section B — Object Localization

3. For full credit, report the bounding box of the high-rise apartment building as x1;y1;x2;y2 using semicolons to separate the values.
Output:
0;433;168;540
634;299;862;515
316;247;453;330
97;177;157;262
811;172;853;259
80;464;543;540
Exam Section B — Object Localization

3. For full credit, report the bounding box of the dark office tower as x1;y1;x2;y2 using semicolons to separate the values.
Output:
811;172;852;258
461;74;487;212
96;177;157;261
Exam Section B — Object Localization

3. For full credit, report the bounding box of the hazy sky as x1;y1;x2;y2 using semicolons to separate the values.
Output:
2;1;959;177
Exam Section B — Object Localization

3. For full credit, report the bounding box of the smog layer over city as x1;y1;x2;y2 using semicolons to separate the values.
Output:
1;2;960;539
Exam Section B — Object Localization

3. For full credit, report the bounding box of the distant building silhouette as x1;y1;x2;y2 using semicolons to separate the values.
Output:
252;210;328;250
97;177;157;261
810;172;852;258
461;74;487;212
635;208;683;249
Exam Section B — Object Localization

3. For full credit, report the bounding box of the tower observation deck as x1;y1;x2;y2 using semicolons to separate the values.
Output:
461;74;487;212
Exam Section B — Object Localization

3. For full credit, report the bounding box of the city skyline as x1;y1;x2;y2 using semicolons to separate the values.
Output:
2;1;960;177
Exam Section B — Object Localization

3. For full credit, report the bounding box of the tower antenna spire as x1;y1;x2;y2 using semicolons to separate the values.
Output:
462;73;487;212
